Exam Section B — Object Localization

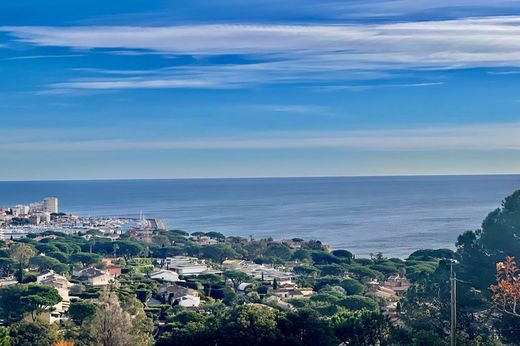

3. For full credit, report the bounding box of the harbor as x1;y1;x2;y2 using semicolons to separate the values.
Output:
0;197;167;239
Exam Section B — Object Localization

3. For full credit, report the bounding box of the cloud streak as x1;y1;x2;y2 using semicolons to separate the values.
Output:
4;16;520;90
3;123;520;152
5;17;520;70
312;82;444;91
3;54;82;61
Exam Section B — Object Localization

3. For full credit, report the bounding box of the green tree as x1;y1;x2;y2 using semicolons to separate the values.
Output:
319;264;346;276
121;295;154;346
84;292;153;346
332;249;354;264
70;252;102;265
34;243;59;254
311;252;340;265
0;258;16;277
293;265;319;278
402;260;488;339
9;321;57;346
457;190;520;292
0;327;10;346
8;243;35;282
46;251;69;263
112;243;119;258
88;238;96;254
278;308;338;346
20;284;62;322
262;243;292;261
339;278;366;295
205;232;226;241
330;309;391;346
0;285;27;322
116;240;146;258
370;261;399;275
411;330;446;346
52;242;80;255
292;249;312;262
338;295;378;311
157;311;218;346
224;270;250;290
68;301;96;325
219;305;281;346
0;284;60;323
191;232;206;238
310;292;343;305
29;256;63;273
199;274;222;297
200;244;238;264
349;265;384;281
408;249;454;261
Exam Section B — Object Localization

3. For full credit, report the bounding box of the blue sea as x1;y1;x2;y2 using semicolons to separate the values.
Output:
1;175;519;258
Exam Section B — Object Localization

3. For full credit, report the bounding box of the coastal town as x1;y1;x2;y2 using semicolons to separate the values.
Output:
0;193;519;345
0;197;419;345
0;197;166;239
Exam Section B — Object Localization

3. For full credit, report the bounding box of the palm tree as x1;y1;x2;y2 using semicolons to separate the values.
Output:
88;238;96;254
199;274;221;298
113;243;119;258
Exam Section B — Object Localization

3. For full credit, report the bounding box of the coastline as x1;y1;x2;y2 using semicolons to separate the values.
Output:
1;174;519;257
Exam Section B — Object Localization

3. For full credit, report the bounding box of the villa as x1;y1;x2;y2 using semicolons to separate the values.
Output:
73;267;113;286
149;269;181;282
223;260;295;284
157;284;201;307
37;270;72;323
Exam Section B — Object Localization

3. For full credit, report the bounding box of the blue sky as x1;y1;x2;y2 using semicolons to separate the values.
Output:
3;1;520;180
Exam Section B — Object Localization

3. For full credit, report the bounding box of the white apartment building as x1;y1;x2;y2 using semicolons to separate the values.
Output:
43;197;59;214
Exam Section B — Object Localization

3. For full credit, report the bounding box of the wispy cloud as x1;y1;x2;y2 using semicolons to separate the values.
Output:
3;123;520;152
3;54;82;61
250;104;333;115
3;17;520;90
50;79;219;90
312;82;444;91
487;70;520;75
4;17;520;70
40;63;400;93
329;0;520;19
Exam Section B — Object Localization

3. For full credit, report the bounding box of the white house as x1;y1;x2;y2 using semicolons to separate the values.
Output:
178;294;201;307
0;276;18;287
237;282;253;295
170;263;209;276
87;272;113;286
157;284;201;307
73;267;113;286
163;256;201;267
38;271;72;323
149;269;180;282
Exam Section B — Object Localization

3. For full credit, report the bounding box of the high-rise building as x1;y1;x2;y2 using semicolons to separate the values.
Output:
43;197;59;214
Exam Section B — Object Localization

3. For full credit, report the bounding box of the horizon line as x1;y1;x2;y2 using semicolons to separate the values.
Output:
1;172;520;183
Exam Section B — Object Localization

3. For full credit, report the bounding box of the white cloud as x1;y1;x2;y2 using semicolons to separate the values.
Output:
331;0;520;18
3;123;520;152
4;17;520;90
51;78;218;90
312;82;444;91
4;17;520;70
3;54;82;61
250;104;333;114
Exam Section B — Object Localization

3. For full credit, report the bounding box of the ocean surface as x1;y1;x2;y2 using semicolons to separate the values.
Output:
1;175;520;258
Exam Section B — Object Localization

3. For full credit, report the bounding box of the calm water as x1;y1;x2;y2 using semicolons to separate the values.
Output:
1;175;519;258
